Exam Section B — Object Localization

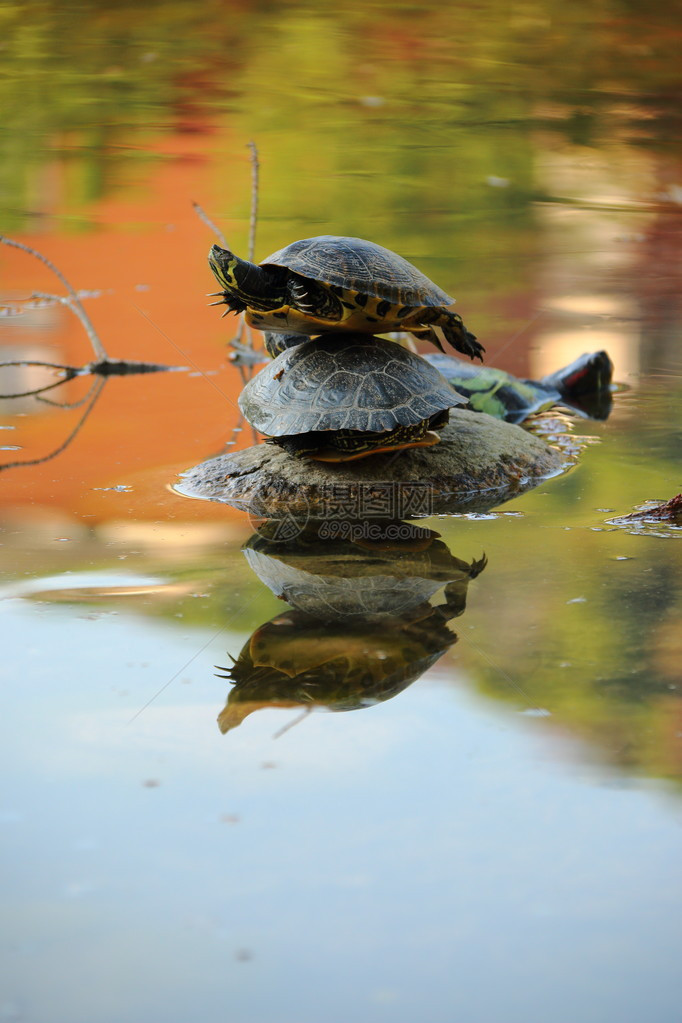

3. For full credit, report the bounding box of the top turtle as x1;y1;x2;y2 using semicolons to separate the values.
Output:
208;235;483;361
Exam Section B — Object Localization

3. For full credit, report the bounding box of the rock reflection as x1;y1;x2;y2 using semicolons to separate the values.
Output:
216;524;486;733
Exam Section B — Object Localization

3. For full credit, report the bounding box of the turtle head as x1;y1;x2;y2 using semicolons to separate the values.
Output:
208;245;286;310
208;244;242;291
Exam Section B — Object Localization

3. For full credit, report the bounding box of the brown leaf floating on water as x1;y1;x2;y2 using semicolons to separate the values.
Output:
617;494;682;524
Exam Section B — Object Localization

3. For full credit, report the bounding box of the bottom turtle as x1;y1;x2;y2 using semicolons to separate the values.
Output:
238;333;466;462
262;332;613;423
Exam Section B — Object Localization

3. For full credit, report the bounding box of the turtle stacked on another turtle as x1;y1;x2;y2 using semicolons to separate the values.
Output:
208;234;477;462
208;235;482;360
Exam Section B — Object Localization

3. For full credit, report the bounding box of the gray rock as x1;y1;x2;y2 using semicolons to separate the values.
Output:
176;410;565;518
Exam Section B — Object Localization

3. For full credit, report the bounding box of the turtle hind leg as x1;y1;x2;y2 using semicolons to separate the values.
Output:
418;309;484;361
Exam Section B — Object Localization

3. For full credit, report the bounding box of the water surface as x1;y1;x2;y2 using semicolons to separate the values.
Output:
1;3;681;1021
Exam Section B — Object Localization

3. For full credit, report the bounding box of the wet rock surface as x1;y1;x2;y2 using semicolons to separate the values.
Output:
177;410;566;517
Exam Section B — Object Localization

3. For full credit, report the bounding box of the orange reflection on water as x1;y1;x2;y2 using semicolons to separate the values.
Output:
0;129;257;526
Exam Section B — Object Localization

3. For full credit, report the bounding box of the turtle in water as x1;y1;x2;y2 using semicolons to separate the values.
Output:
424;349;614;422
208;234;483;360
238;333;467;461
261;331;614;423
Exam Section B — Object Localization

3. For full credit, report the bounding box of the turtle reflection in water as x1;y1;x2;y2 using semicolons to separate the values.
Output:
215;528;487;733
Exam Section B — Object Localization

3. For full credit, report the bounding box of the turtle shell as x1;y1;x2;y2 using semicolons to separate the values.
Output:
238;334;467;437
261;235;455;308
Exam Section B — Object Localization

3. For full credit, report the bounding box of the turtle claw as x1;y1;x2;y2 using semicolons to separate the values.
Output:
209;289;247;318
416;313;483;361
442;315;484;362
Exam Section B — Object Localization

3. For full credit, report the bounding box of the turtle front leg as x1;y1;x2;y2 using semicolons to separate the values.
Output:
207;287;247;317
287;276;344;321
413;308;484;361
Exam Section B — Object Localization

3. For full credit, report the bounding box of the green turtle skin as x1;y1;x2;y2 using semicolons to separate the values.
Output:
238;333;467;461
208;235;483;360
423;350;614;423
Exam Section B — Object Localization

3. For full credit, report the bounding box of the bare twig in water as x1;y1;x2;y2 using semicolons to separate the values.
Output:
193;144;264;447
241;140;260;441
247;140;259;264
272;707;313;739
229;141;260;355
191;200;228;249
0;238;108;360
193;151;261;374
37;386;104;410
0;239;183;401
0;377;106;473
228;341;267;368
0;232;250;468
0;361;80;399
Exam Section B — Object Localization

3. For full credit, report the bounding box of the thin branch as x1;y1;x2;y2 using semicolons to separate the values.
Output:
0;359;80;373
31;290;109;360
191;200;228;248
0;377;105;472
272;707;313;739
487;307;545;367
0;239;108;360
0;356;180;401
84;358;183;376
247;140;259;263
0;377;80;401
36;377;108;409
244;141;260;358
0;360;81;399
